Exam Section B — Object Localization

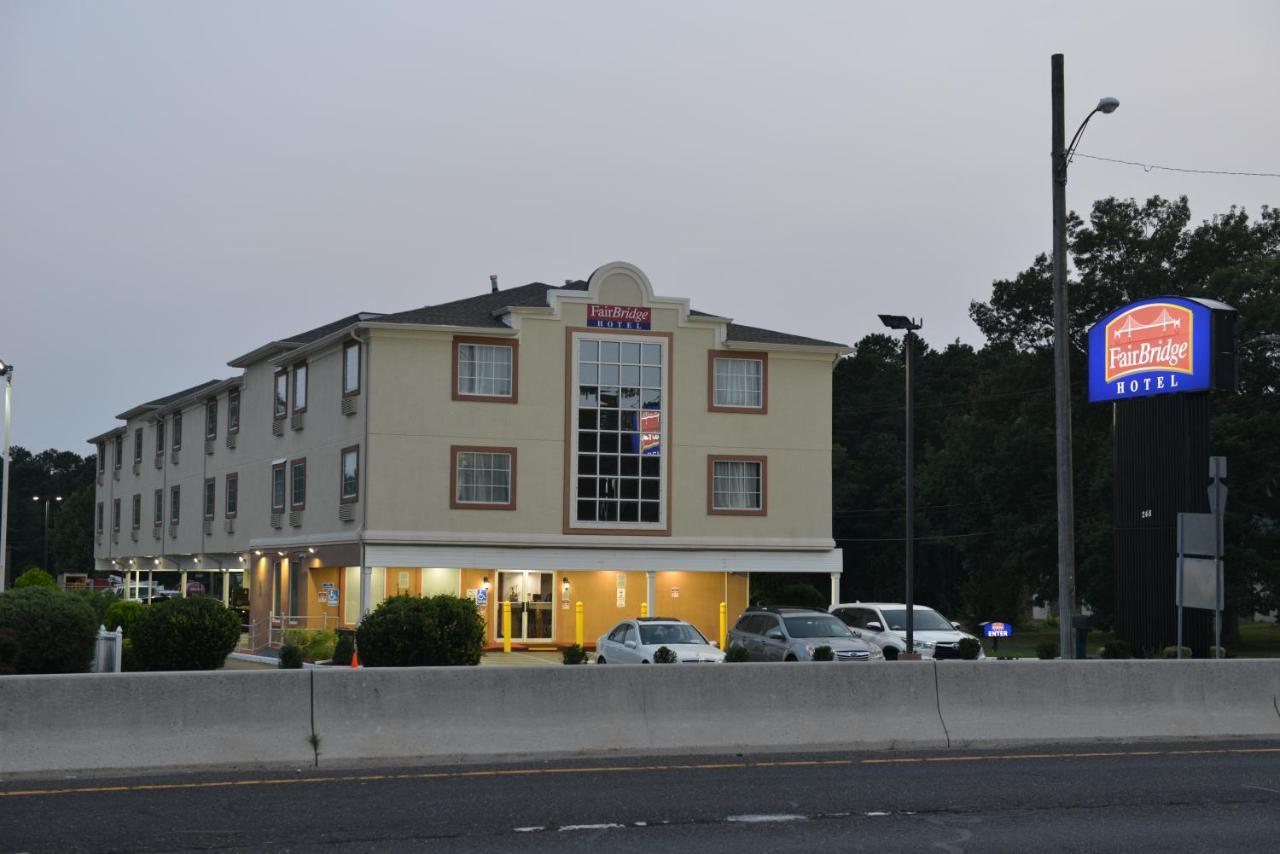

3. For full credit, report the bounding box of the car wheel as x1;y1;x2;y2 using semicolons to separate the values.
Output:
785;654;798;662
642;660;650;664
883;647;899;661
596;657;606;665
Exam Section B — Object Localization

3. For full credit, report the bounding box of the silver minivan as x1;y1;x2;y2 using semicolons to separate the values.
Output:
728;607;883;662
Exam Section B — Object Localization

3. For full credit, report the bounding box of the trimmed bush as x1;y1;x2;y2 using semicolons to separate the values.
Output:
562;644;588;665
332;634;355;666
653;646;677;663
283;628;337;662
14;568;58;590
1206;646;1227;659
104;599;144;636
278;643;304;669
75;589;119;625
811;645;834;661
1101;640;1132;659
0;587;97;673
1035;641;1058;660
130;597;241;671
0;627;18;675
1161;645;1192;659
771;583;827;610
355;594;485;667
958;638;982;660
725;643;750;662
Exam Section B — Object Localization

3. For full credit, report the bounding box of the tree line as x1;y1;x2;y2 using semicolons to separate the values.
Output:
833;195;1279;634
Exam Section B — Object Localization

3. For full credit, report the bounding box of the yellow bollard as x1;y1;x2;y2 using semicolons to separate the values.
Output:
719;601;727;651
575;601;584;647
640;601;649;618
502;600;512;653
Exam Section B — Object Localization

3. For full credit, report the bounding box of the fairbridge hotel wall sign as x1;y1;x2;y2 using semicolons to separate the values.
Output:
1087;296;1225;403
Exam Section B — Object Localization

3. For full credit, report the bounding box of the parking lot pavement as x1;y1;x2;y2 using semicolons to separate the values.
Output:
479;650;571;666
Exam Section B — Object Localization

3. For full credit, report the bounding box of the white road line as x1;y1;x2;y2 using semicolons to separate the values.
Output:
726;814;808;823
1242;784;1280;794
558;823;625;832
512;827;544;833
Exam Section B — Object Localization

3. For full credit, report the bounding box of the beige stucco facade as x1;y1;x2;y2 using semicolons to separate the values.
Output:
90;262;847;650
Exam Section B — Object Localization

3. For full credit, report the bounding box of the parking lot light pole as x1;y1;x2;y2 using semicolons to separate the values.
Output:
0;360;11;592
1050;53;1119;658
879;315;923;655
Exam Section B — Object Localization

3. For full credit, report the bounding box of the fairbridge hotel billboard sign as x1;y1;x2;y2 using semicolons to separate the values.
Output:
1087;296;1219;403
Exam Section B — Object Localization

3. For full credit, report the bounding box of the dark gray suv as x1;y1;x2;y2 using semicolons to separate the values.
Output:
727;607;884;662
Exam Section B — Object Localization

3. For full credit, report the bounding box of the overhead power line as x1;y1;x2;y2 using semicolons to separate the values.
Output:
1072;152;1280;179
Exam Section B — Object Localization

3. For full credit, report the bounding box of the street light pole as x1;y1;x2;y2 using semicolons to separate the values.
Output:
0;361;12;592
880;314;923;655
33;493;62;570
1050;54;1119;659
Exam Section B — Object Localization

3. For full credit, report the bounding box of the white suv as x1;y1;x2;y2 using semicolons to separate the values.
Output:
829;602;984;660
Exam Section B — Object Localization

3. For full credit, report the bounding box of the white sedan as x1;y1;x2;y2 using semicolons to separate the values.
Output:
595;617;725;664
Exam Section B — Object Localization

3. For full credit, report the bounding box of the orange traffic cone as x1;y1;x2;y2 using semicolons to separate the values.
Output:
350;648;360;668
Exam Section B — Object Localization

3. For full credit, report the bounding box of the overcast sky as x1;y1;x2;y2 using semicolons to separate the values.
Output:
3;1;1278;454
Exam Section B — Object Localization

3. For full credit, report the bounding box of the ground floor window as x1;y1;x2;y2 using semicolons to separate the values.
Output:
343;566;386;624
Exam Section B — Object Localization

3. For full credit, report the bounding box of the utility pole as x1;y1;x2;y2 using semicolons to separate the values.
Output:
1051;53;1077;659
0;362;12;592
905;325;916;656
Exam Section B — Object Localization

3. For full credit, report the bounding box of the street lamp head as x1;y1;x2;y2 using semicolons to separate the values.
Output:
0;359;10;376
1096;97;1120;114
878;314;922;332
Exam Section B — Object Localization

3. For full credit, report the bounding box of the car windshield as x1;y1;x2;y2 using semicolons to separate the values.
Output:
783;616;854;639
640;624;708;646
879;608;954;632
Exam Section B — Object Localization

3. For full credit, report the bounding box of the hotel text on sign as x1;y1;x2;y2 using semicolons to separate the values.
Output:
1087;297;1214;403
588;304;652;330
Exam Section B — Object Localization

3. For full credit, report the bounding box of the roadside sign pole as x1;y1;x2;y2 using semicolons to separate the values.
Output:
1176;515;1184;660
1209;457;1227;659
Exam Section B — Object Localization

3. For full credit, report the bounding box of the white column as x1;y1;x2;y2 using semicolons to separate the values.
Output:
147;568;154;603
359;565;372;620
180;570;188;598
646;571;656;616
830;572;841;607
222;570;230;606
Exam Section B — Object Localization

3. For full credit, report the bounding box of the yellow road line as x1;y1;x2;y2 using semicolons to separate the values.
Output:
2;746;1276;799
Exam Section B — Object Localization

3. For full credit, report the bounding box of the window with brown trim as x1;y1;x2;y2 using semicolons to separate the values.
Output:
133;428;143;463
270;462;286;511
708;350;768;413
450;446;516;509
155;419;165;456
131;493;141;530
343;341;361;397
452;336;518;402
225;472;238;518
172;412;183;451
113;434;123;469
707;455;767;515
96;501;104;533
170;484;181;525
97;444;105;474
203;477;216;520
273;370;288;419
112;498;121;531
205;398;218;440
290;458;307;509
292;363;308;413
153;488;163;525
340;446;359;504
227;388;240;434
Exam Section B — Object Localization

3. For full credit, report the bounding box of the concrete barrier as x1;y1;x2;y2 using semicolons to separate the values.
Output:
4;660;1280;779
935;659;1280;746
310;662;948;764
0;670;314;778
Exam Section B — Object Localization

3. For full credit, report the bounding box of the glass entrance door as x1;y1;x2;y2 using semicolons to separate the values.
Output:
496;571;555;642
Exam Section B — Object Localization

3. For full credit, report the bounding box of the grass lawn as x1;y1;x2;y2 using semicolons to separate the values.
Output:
974;620;1280;659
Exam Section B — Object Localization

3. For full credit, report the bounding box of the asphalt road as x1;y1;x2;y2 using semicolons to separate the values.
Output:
3;741;1279;853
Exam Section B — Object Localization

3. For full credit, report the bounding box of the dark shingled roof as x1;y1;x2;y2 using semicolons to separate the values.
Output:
374;280;845;347
282;312;384;345
140;379;223;409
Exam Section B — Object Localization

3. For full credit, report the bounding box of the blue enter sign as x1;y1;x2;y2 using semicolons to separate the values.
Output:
983;621;1013;638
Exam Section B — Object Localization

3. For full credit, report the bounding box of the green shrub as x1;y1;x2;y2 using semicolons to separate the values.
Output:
130;597;240;671
355;594;485;667
725;643;750;662
1101;640;1132;660
332;634;355;666
772;583;827;609
278;643;304;669
1035;641;1058;660
958;638;982;660
0;587;97;673
1206;646;1227;659
811;645;834;661
104;599;144;636
74;589;119;625
14;568;58;590
283;628;337;662
1161;645;1192;659
653;646;677;663
121;637;137;672
0;627;18;675
562;644;588;665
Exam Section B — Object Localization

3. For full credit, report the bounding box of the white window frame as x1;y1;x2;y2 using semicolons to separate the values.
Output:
710;457;765;513
453;449;514;508
568;331;669;531
713;356;765;409
457;343;514;398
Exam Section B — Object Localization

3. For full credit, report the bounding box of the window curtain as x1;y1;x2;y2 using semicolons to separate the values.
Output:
714;359;762;407
713;460;761;509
